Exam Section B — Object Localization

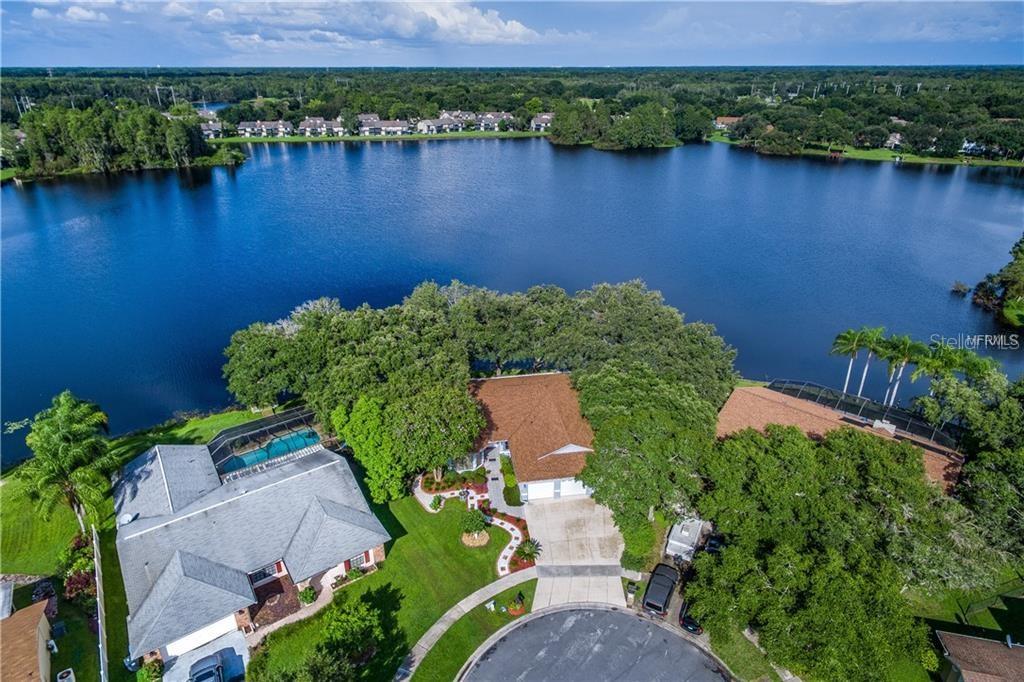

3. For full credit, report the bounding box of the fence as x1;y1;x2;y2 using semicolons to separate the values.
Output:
957;570;1024;623
91;525;109;682
766;379;963;450
207;406;318;470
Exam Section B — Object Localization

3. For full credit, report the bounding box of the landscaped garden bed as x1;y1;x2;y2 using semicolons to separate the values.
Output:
330;564;378;591
420;467;488;495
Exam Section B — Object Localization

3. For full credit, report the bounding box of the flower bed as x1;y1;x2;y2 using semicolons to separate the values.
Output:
509;554;535;573
477;502;529;536
330;563;378;591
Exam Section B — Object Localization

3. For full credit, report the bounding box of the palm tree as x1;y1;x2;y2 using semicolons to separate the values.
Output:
856;326;886;398
910;343;959;396
883;335;921;407
830;328;863;394
16;391;111;533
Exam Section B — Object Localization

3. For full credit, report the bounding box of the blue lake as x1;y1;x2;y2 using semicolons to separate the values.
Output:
2;138;1022;466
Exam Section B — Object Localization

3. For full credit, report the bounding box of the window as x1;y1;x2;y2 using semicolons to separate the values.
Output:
350;552;367;569
249;562;279;584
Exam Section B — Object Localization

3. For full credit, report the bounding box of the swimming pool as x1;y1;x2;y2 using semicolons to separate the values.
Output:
220;429;320;473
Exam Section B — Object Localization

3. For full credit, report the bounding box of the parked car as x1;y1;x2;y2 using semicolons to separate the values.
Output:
704;536;724;554
678;605;704;634
188;653;223;682
642;563;679;616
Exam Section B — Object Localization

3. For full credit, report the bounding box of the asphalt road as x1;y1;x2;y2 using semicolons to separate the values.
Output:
464;608;730;682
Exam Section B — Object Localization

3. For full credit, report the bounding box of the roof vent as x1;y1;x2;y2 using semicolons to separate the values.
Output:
118;512;137;527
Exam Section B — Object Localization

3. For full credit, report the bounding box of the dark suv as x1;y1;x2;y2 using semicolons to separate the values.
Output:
641;563;679;616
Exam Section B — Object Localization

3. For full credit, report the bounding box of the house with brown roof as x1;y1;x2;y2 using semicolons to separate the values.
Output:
936;631;1024;682
0;600;51;681
714;116;742;130
716;386;962;492
469;373;594;502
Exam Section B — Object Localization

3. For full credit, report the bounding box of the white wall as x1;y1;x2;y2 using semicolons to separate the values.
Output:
165;614;238;657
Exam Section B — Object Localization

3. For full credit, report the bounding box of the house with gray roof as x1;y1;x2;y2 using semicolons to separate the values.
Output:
531;112;554;131
114;440;389;666
477;111;514;131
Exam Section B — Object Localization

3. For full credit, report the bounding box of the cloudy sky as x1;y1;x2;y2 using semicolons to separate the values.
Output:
2;1;1021;67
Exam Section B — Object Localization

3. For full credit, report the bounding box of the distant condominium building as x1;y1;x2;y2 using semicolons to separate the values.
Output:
297;117;347;137
200;122;223;140
237;120;294;138
359;119;411;136
530;112;555;131
416;118;464;134
477;111;514;131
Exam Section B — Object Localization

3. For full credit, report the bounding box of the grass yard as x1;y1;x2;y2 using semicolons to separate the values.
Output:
249;496;508;681
412;579;538;682
707;628;781;682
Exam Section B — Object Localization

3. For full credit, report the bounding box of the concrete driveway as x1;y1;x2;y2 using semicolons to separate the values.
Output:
161;630;248;682
524;497;623;566
524;497;626;607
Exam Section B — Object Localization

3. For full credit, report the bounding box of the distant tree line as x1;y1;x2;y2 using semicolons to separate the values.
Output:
222;280;737;502
3;66;1022;156
1;100;242;176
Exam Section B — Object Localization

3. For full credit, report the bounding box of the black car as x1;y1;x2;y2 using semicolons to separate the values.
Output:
678;605;704;634
641;563;679;616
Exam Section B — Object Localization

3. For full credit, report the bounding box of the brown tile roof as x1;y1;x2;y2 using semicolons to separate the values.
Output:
716;387;962;492
0;600;49;681
471;373;594;483
937;631;1024;681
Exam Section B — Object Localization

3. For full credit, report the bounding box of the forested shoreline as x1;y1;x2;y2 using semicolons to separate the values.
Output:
3;66;1023;176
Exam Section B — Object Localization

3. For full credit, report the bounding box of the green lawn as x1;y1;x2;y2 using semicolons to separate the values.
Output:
250;496;508;680
412;580;537;682
0;167;18;181
708;628;781;682
214;130;547;145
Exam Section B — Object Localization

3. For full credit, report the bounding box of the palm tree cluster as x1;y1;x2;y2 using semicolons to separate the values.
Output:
830;328;998;406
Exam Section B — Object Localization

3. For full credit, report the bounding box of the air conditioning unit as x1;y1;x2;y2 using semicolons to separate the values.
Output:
56;670;76;682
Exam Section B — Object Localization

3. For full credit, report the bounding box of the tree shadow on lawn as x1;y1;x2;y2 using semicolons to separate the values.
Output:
990;596;1024;641
356;584;406;682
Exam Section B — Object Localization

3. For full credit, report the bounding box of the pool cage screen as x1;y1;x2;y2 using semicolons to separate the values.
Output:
766;379;962;450
209;406;319;471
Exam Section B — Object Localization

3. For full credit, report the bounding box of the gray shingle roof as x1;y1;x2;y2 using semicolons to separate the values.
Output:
127;551;254;658
115;448;389;657
284;496;391;582
114;445;220;521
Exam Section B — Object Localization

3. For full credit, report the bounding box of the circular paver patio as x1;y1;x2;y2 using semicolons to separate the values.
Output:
464;608;729;681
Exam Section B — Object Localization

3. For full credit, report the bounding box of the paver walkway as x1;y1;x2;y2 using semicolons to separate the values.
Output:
394;566;538;680
483;452;524;517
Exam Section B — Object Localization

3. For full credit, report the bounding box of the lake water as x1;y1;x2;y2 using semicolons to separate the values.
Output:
2;138;1022;466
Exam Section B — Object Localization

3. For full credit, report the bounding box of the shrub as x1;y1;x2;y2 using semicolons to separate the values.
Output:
514;539;541;561
502;484;522;507
619;518;657;571
298;586;316;605
63;570;96;606
346;568;364;582
57;534;93;578
138;658;164;682
461;509;487;535
430;494;443;511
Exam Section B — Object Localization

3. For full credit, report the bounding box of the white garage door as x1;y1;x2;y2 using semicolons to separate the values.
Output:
526;481;555;500
559;478;588;497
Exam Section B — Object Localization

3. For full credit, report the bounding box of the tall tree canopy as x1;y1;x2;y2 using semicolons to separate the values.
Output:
223;280;736;501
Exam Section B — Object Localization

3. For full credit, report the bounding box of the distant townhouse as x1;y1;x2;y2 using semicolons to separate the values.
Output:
714;116;742;130
297;117;347;137
236;120;293;138
197;109;219;122
530;112;554;131
416;118;463;134
357;113;381;125
884;132;903;150
200;122;223;140
360;119;410;136
889;116;910;127
477;111;514;131
440;110;477;124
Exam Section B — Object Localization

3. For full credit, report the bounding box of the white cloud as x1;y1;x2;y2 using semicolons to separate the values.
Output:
31;7;54;19
206;7;225;22
162;1;192;18
65;5;109;22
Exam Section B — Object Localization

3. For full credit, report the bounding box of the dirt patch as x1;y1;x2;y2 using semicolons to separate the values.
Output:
461;532;490;547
